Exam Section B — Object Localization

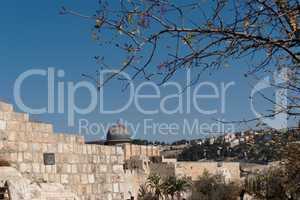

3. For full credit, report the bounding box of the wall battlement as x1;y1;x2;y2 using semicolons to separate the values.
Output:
0;101;125;200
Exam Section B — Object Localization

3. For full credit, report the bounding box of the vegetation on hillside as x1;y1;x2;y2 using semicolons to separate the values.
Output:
245;143;300;199
178;130;300;163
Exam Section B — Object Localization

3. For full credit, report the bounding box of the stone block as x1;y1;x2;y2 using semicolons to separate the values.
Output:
95;175;106;184
92;155;99;163
0;120;6;130
31;122;53;133
55;174;61;183
81;174;88;184
62;164;72;173
47;144;57;152
111;174;122;183
43;174;49;182
26;123;33;132
118;156;124;164
73;144;80;154
99;165;107;173
16;131;26;142
94;146;101;154
110;147;116;155
0;101;13;112
70;155;79;164
113;183;119;193
85;185;92;195
32;143;42;152
56;165;63;173
6;121;20;131
43;123;54;133
10;153;18;162
17;153;23;162
82;145;87;154
75;145;82;154
92;184;98;194
57;134;65;142
63;144;72;153
7;131;16;141
32;163;40;173
40;164;45;173
76;136;85;144
87;145;92;154
45;165;52;173
104;184;113;193
5;112;29;122
116;146;123;155
32;152;42;162
23;152;33;162
106;156;111;164
0;141;4;149
52;165;57;173
70;174;80;185
112;193;122;200
71;165;78;173
88;174;95;184
42;143;48;152
58;143;63;153
19;163;31;173
112;165;123;173
103;146;112;155
18;142;28;151
48;135;59;145
111;156;118;164
92;145;97;154
87;164;93;173
48;174;56;182
106;193;113;200
61;154;69;163
61;174;69;184
5;141;18;151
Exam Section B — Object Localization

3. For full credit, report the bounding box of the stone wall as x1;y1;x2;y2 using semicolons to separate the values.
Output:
0;102;125;200
123;170;148;199
122;144;160;161
149;163;176;178
149;161;240;182
174;162;240;182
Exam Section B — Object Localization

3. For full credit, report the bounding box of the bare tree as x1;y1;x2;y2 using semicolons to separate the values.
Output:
61;0;300;118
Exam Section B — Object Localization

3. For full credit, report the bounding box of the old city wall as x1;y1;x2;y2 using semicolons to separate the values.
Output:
174;162;241;182
122;144;160;161
0;102;125;200
123;170;148;199
149;162;176;178
148;161;240;182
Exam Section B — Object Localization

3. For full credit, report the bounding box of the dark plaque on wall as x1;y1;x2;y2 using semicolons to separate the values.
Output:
43;153;55;165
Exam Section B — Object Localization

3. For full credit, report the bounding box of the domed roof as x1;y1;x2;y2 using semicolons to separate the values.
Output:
106;123;131;143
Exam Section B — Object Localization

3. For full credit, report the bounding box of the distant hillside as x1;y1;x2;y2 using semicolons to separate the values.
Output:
177;129;300;163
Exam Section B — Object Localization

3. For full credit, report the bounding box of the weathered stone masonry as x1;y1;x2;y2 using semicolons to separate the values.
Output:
0;101;125;200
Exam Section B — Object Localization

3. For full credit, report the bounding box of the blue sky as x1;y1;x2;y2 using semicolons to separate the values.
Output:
0;0;293;142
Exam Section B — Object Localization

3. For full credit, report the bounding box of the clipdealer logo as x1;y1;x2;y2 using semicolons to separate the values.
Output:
13;68;236;129
250;68;290;129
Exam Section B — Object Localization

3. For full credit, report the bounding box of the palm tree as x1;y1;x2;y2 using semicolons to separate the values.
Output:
146;174;164;200
138;184;156;200
163;177;191;200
